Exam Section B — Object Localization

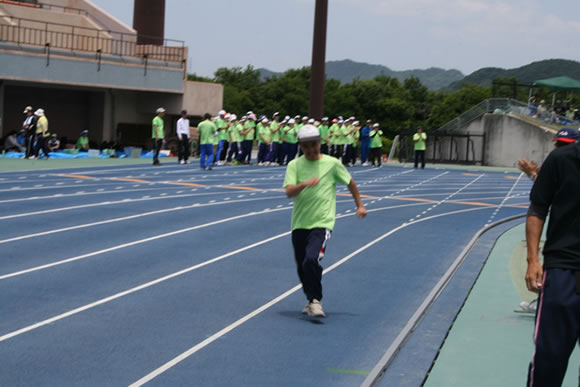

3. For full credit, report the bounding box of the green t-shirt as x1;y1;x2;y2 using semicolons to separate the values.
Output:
270;121;281;143
334;125;345;145
216;118;228;141
243;121;256;141
413;132;427;151
283;125;298;144
198;120;217;145
283;155;352;231
258;123;271;143
152;116;164;139
370;129;383;148
318;125;329;145
229;123;241;142
343;125;354;145
76;136;89;150
328;124;338;145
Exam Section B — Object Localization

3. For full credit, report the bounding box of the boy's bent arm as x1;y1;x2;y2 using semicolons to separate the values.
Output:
347;178;367;218
285;178;320;198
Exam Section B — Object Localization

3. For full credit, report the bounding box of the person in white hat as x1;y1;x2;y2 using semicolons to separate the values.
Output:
283;124;367;317
152;107;165;166
215;110;229;165
318;117;330;155
269;113;282;165
33;108;50;159
257;118;272;165
22;106;36;158
282;118;298;165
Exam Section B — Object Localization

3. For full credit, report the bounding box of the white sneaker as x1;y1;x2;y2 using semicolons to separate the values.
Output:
308;299;325;317
179;160;185;165
362;162;368;166
302;301;310;315
519;299;537;313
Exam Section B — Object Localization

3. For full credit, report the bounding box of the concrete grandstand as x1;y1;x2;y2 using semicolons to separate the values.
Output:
0;0;223;149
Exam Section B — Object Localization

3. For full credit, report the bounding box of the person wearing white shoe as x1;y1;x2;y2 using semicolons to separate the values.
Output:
284;125;367;318
176;109;190;165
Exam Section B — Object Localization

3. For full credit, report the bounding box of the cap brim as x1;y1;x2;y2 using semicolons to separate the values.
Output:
554;137;576;143
298;136;321;142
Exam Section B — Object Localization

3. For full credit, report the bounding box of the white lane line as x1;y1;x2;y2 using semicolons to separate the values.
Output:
408;174;484;222
0;190;278;220
129;204;496;387
486;173;524;226
0;195;289;246
0;206;292;281
0;202;428;344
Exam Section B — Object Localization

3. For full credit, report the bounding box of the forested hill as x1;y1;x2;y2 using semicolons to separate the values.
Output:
258;59;464;90
447;59;580;89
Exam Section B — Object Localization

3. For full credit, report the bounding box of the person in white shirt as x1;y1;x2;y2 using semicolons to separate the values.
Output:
176;109;190;164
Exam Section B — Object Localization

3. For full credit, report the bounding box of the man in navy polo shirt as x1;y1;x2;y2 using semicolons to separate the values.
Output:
525;135;580;386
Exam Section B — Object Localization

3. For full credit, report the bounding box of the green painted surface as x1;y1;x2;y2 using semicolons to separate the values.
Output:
425;223;580;387
0;157;180;172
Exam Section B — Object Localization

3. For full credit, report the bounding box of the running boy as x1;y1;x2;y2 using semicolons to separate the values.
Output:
283;125;367;317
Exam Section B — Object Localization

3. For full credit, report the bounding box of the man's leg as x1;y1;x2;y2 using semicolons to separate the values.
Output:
206;144;214;168
216;140;225;164
414;150;419;168
177;138;184;163
200;144;207;169
420;150;426;169
527;269;580;387
291;228;331;303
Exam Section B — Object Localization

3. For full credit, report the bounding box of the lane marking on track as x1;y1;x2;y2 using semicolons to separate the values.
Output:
0;202;429;344
128;204;505;387
0;196;287;246
486;173;524;225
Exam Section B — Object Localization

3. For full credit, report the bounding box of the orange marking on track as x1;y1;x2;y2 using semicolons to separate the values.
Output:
463;173;483;176
57;174;96;180
219;185;262;191
164;181;206;188
504;176;520;180
109;177;150;183
337;193;377;199
454;201;496;207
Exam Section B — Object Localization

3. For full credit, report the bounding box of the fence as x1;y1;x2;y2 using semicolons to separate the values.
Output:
0;15;185;64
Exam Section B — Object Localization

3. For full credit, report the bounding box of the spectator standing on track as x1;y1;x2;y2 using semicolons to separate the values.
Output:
215;110;229;165
283;125;367;317
22;106;36;159
318;117;330;155
269;113;282;165
75;130;90;152
198;113;216;170
152;107;165;166
524;138;580;386
282;119;298;165
413;127;427;169
176;110;190;165
33;108;50;160
360;120;372;166
369;123;383;167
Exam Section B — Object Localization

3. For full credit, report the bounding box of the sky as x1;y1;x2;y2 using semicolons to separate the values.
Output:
90;0;580;78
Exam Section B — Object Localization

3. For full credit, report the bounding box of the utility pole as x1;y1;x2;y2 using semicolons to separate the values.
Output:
308;0;328;120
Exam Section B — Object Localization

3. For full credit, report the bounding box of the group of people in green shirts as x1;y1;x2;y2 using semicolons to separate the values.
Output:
192;111;386;170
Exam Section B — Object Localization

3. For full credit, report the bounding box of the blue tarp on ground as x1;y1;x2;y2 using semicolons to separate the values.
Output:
1;151;169;159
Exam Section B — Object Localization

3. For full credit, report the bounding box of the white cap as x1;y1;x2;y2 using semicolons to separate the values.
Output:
297;124;321;142
321;117;328;121
302;116;309;121
373;123;380;128
353;120;360;126
34;108;44;116
338;119;344;124
273;112;280;118
218;109;226;116
308;118;315;124
288;118;296;124
284;115;291;120
156;107;165;114
262;118;268;123
229;114;237;121
294;115;301;119
23;106;33;113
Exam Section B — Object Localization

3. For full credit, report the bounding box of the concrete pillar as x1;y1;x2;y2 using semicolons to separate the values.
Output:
133;0;165;45
308;0;328;120
0;81;4;138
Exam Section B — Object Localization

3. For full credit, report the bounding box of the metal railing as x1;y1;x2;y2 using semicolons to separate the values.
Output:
38;2;88;16
436;98;529;133
0;15;185;64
